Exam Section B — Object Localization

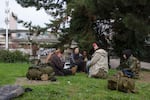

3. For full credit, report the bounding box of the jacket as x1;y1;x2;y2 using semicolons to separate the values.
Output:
70;53;83;67
125;55;141;73
89;49;108;77
50;53;65;75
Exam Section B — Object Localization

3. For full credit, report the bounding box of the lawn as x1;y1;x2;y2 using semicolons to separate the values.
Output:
0;63;150;100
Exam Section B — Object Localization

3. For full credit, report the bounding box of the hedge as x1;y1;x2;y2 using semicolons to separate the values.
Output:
0;50;29;63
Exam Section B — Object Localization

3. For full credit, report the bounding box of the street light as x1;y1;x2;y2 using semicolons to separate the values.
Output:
5;0;10;50
27;33;32;56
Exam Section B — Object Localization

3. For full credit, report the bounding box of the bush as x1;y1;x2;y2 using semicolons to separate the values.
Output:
0;50;29;63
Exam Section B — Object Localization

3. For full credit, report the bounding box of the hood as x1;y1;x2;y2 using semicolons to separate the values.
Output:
95;49;107;57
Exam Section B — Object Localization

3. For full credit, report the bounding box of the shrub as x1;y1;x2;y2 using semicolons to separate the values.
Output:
0;50;29;63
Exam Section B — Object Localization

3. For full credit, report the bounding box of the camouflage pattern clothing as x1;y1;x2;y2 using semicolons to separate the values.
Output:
122;55;141;78
26;62;56;81
108;72;137;93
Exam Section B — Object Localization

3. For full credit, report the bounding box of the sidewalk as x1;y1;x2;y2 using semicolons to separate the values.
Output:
110;59;150;70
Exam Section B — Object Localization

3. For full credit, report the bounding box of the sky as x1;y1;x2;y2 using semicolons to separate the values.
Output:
0;0;51;29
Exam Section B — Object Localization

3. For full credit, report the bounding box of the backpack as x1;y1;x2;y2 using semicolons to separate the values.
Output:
0;85;24;100
26;61;55;81
108;72;137;93
26;67;42;80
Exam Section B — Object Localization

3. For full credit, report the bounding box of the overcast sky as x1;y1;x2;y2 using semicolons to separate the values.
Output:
0;0;50;29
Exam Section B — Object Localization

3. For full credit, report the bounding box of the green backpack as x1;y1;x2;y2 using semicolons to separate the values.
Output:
108;73;137;93
26;67;42;80
26;62;55;81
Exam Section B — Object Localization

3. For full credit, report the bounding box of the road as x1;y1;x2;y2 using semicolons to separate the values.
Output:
110;59;150;70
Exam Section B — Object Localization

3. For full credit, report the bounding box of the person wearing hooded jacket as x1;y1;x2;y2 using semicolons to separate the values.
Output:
88;42;108;79
120;49;141;78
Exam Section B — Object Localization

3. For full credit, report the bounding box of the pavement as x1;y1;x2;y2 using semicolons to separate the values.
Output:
110;59;150;70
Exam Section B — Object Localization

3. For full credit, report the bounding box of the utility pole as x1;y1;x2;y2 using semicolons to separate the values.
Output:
5;0;10;50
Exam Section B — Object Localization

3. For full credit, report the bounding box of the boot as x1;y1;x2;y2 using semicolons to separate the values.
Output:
71;66;77;75
117;71;124;77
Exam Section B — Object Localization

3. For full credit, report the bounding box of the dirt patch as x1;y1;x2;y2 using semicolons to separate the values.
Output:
137;71;150;83
15;77;59;86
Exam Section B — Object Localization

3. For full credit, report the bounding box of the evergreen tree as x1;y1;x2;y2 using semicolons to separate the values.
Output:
15;0;150;57
68;0;150;56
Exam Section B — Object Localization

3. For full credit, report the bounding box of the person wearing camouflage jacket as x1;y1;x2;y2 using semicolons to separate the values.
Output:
120;50;141;78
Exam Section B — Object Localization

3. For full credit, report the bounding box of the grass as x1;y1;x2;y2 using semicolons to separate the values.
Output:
0;63;28;85
0;63;150;100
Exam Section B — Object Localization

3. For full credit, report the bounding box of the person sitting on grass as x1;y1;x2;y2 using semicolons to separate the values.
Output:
50;49;77;76
82;50;91;72
117;49;141;79
70;47;84;72
88;42;109;79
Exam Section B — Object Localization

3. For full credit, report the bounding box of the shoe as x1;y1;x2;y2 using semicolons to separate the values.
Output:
117;71;124;77
71;66;77;75
25;88;32;92
50;77;57;82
